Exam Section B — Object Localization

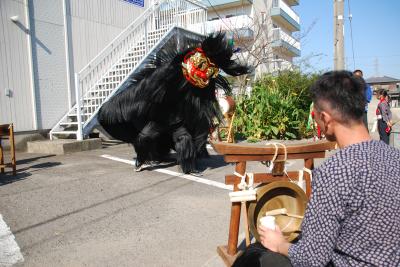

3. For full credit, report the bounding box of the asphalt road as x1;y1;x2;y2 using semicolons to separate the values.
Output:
0;142;325;267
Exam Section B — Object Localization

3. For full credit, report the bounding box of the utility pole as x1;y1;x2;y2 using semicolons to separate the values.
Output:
334;0;345;70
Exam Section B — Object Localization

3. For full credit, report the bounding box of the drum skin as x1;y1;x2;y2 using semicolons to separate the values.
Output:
248;181;307;242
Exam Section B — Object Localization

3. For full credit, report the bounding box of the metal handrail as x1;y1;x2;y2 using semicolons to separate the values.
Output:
78;0;206;83
77;0;206;96
51;0;206;140
78;6;154;78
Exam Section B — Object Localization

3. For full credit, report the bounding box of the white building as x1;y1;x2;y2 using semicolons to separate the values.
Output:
1;0;149;132
203;0;300;76
0;0;206;137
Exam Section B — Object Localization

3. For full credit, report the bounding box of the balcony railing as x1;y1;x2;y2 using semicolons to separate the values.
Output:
272;28;300;56
204;15;253;34
271;0;300;32
272;0;300;24
285;0;299;6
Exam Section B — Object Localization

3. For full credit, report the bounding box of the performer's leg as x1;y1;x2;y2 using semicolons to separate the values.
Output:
155;135;173;161
172;127;195;174
133;122;164;171
193;131;209;158
192;118;211;158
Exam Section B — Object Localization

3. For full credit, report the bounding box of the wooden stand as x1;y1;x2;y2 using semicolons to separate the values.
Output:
211;140;336;265
217;113;235;143
0;124;17;176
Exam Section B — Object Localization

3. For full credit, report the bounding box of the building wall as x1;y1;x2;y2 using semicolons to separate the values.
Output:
1;0;148;132
371;83;398;92
254;0;297;74
0;0;35;131
29;0;70;130
64;0;148;111
68;0;148;73
207;5;252;20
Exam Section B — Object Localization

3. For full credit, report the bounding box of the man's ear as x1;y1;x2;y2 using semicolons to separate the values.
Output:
320;110;334;130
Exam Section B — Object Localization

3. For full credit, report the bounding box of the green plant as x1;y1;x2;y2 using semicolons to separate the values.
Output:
234;70;319;140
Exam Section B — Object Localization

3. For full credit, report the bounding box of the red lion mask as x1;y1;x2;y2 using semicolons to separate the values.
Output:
182;48;219;88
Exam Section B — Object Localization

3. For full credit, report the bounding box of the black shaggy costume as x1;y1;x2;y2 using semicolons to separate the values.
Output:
98;33;249;173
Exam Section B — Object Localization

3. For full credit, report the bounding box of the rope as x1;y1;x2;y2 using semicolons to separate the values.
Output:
265;142;287;163
295;167;313;193
230;172;256;203
233;171;254;190
234;171;247;190
262;142;288;171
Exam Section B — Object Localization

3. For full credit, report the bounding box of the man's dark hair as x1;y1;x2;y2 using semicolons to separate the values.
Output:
310;71;365;122
353;69;363;76
381;90;388;97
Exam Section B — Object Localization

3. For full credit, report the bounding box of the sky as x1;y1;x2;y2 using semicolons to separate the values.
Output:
294;0;400;79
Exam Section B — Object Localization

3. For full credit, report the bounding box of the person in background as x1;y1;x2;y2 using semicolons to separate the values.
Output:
233;71;400;267
376;90;392;145
353;69;372;131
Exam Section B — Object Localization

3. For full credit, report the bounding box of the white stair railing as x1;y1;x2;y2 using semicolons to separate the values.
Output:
50;0;206;140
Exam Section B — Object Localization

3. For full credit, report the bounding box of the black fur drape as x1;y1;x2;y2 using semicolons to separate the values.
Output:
98;32;249;173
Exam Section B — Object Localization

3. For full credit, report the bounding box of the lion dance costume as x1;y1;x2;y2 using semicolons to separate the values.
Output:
98;33;249;173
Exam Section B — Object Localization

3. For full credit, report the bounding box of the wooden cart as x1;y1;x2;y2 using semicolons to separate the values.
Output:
0;124;16;176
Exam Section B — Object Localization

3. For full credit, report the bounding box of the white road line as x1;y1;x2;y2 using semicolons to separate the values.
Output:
0;214;24;267
101;154;233;191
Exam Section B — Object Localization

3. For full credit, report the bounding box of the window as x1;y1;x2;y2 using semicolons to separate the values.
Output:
261;12;266;24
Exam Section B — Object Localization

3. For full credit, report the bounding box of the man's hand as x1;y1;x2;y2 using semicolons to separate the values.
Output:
258;225;290;256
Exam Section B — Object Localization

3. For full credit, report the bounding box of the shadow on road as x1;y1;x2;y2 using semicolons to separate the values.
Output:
0;155;61;186
197;154;228;171
17;154;56;165
0;171;32;186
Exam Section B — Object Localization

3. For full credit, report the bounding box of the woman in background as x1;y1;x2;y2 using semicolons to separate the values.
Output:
377;90;392;144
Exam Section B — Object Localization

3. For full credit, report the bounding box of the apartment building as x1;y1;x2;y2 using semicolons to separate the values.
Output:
203;0;300;76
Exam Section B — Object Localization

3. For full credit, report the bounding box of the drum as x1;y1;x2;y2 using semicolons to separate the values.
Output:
218;96;235;115
248;181;307;242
